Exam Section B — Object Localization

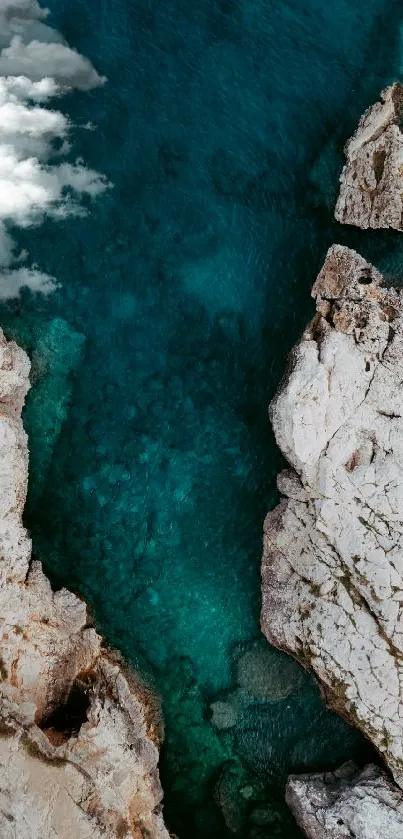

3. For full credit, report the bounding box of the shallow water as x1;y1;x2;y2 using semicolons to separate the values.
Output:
3;0;403;835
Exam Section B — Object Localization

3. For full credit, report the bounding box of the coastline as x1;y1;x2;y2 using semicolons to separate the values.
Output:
0;328;169;838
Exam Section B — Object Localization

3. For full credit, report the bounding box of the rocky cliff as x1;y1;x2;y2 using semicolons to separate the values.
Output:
286;761;403;839
261;243;403;832
335;83;403;229
0;328;169;838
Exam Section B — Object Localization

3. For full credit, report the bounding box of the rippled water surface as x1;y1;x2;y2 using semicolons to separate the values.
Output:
4;0;403;835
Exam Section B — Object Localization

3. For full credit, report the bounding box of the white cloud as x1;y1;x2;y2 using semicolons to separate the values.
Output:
0;147;109;224
0;101;68;138
0;220;58;299
0;1;48;28
0;36;106;90
0;0;109;299
0;75;60;102
0;1;50;48
0;265;57;299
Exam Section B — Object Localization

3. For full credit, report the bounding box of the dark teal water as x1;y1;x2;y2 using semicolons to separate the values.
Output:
4;1;403;836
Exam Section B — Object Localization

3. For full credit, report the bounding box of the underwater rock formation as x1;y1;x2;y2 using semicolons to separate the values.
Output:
335;83;403;229
261;244;403;786
286;761;403;839
210;638;305;731
0;328;168;838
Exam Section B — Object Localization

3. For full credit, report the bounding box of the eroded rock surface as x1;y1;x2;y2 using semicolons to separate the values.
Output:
335;83;403;229
0;327;169;838
261;244;403;786
286;761;403;839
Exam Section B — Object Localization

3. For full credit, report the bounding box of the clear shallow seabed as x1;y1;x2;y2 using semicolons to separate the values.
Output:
4;0;403;836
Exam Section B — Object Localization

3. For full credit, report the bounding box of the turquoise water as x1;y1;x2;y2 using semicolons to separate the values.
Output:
3;0;403;836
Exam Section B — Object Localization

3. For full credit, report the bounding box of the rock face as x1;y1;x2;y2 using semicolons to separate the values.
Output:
0;327;169;838
261;244;403;787
286;761;403;839
335;83;403;229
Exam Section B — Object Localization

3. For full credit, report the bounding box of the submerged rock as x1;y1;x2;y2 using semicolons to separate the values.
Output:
236;639;304;702
210;639;305;732
286;761;403;839
335;83;403;229
0;328;168;838
261;244;403;786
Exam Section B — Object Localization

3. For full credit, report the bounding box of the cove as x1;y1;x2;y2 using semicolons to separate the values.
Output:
3;0;403;836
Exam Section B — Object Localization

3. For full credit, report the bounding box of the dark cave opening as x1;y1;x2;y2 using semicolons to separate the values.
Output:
39;678;92;744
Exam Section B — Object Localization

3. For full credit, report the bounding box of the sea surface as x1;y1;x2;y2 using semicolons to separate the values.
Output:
4;0;403;836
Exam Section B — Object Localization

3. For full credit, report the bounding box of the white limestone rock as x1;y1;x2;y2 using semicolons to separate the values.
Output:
286;761;403;839
0;327;169;838
335;83;403;229
261;244;403;786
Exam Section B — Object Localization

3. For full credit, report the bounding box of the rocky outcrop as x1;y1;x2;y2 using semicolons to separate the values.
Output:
286;761;403;839
335;83;403;229
261;244;403;787
0;327;169;838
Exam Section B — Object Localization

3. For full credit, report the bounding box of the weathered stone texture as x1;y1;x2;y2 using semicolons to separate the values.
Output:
262;245;403;787
335;83;403;229
286;761;403;839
